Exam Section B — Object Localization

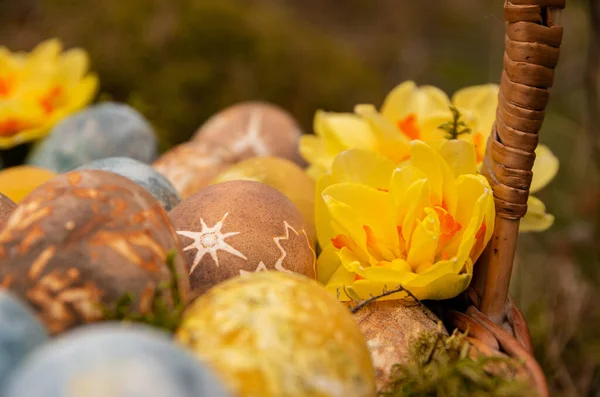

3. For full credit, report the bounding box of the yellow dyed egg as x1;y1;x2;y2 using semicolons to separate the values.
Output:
176;272;376;397
212;157;315;243
0;166;56;203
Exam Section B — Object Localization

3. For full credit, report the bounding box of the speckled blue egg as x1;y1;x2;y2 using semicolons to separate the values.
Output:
0;291;48;391
27;103;157;173
76;157;181;211
3;323;230;397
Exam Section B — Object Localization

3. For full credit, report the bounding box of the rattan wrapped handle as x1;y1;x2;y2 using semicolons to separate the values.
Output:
476;0;565;323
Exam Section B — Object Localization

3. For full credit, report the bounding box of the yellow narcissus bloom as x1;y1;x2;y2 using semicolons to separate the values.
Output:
317;140;495;301
299;81;559;232
0;39;98;148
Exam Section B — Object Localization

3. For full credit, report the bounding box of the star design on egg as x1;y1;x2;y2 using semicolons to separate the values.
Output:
230;110;270;156
239;261;269;276
177;212;247;275
239;221;315;276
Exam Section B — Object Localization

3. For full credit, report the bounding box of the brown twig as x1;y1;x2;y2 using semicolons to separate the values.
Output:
348;284;440;326
349;284;419;314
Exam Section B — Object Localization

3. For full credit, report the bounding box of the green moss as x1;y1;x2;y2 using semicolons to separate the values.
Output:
379;330;533;397
103;249;185;332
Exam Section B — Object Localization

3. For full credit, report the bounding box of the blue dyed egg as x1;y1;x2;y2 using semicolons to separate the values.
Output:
3;323;230;397
77;157;181;211
27;103;157;173
0;291;48;391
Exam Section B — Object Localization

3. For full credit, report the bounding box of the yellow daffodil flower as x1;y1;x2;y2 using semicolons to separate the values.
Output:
0;38;98;148
300;81;559;232
317;140;495;301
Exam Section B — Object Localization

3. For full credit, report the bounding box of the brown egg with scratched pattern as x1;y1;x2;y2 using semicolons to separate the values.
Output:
169;180;315;296
0;193;16;224
0;170;189;335
153;141;237;199
192;101;305;166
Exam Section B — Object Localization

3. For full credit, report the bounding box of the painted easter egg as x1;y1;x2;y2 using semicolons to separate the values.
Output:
27;102;157;173
153;141;237;199
0;166;56;203
0;193;16;223
192;101;304;165
3;324;230;397
77;157;181;211
352;300;444;389
211;157;315;243
169;180;315;296
0;291;48;392
176;272;376;397
0;170;188;335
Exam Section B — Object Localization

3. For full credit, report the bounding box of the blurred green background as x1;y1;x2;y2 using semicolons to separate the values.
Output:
1;0;598;395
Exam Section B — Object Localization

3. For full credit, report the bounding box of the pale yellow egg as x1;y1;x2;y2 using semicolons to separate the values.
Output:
176;271;376;397
212;157;315;243
0;166;57;203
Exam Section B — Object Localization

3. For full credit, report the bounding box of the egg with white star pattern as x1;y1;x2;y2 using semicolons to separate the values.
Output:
169;180;316;296
192;101;305;166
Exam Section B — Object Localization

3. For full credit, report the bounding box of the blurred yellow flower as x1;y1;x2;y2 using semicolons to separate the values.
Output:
317;140;495;301
0;38;98;148
299;81;559;232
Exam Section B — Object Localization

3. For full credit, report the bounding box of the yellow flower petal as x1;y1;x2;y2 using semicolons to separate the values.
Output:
452;84;499;139
58;48;91;85
407;208;440;270
402;260;473;300
428;139;478;177
520;195;555;232
392;178;429;243
323;183;397;259
316;110;376;152
0;39;98;148
530;144;559;193
300;134;331;170
324;265;356;300
454;177;492;265
354;104;411;163
409;140;457;213
27;38;62;66
315;173;337;249
416;113;453;142
381;81;450;123
331;148;396;190
316;243;341;284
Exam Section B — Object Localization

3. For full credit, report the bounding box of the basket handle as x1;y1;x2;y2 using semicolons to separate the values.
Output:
474;0;566;324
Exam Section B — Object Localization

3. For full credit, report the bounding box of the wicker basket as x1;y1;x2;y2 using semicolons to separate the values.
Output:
445;1;566;396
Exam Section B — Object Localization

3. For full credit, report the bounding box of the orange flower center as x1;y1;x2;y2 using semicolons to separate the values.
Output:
469;223;487;260
0;77;12;97
0;118;32;137
39;86;64;114
433;206;462;255
396;113;420;140
473;132;484;163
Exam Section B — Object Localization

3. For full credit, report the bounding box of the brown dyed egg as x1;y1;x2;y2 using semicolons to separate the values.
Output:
153;141;237;199
169;180;316;296
0;170;189;335
192;101;304;165
0;193;16;224
352;300;445;390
